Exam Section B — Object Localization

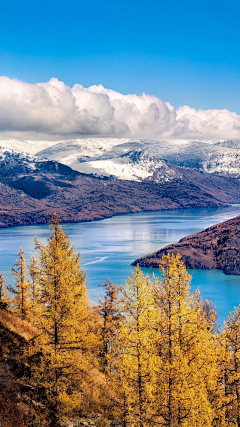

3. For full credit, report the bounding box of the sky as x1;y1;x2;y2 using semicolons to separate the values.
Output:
0;0;240;140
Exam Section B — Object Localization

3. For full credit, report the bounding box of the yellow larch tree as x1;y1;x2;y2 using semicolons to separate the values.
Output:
8;247;31;320
28;255;40;305
152;253;217;427
0;271;9;310
106;267;157;427
190;293;225;426
98;278;121;372
27;214;99;422
27;254;41;322
214;329;234;427
222;306;240;427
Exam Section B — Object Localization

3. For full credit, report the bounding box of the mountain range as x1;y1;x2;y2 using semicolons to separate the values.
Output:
36;138;240;180
1;138;240;228
2;138;240;182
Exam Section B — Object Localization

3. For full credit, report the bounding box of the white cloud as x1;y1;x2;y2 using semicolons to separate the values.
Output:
0;76;239;140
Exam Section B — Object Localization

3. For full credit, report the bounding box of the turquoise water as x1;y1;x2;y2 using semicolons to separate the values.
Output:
1;205;240;325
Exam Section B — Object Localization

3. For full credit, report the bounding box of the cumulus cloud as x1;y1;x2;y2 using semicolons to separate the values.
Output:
0;76;240;140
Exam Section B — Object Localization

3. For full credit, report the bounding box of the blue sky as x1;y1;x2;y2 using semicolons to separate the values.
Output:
0;0;240;113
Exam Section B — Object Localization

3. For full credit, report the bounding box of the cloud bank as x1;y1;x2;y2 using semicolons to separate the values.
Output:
0;76;240;140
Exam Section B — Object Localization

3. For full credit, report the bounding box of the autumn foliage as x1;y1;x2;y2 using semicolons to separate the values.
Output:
2;215;240;426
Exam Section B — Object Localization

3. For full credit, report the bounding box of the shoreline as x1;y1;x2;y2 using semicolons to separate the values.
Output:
0;201;233;230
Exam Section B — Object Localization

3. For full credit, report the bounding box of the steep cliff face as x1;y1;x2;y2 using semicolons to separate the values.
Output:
133;215;240;275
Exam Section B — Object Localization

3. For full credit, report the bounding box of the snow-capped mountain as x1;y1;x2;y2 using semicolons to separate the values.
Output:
2;137;240;182
37;138;240;181
2;145;240;229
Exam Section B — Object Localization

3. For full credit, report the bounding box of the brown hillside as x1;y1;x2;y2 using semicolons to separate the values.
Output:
132;215;240;275
0;311;108;427
0;310;44;427
0;309;37;342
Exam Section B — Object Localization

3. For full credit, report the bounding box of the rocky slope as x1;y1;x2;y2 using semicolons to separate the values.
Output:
132;215;240;275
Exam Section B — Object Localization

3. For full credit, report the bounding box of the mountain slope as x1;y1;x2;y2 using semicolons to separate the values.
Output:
36;138;240;180
132;215;240;275
1;149;240;228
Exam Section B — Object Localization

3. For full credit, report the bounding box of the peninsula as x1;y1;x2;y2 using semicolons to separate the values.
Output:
132;215;240;275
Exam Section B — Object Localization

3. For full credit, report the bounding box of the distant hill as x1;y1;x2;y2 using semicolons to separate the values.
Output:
132;215;240;275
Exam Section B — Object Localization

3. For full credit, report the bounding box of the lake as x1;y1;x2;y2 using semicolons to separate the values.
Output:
1;205;240;325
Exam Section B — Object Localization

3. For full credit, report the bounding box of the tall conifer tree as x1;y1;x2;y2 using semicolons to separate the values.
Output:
28;255;41;311
28;214;98;421
153;253;216;426
98;279;121;372
9;247;30;320
223;306;240;426
106;267;157;427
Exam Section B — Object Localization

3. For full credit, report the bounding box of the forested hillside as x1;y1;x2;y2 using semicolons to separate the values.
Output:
1;215;240;426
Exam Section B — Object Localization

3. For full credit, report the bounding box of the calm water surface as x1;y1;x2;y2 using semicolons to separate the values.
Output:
1;205;240;325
